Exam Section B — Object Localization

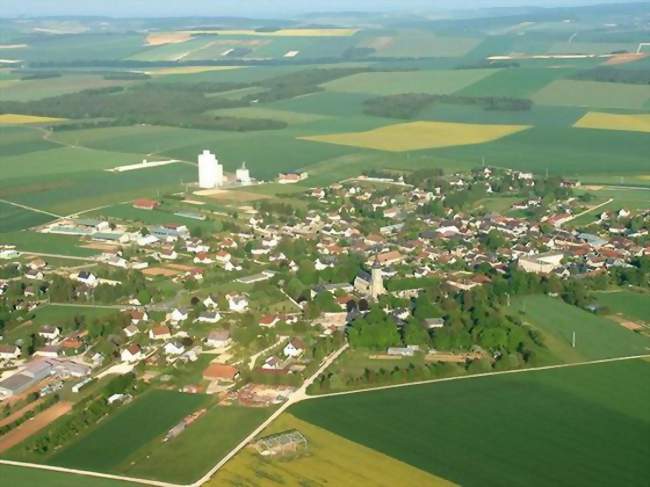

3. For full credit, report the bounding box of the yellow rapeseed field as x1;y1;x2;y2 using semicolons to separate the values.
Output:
0;114;65;124
574;111;650;134
300;121;531;152
210;414;455;487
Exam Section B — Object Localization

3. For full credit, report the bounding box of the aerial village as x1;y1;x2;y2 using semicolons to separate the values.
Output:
0;150;648;443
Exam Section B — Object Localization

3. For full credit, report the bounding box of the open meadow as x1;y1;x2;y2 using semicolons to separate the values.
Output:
291;359;650;487
510;295;650;362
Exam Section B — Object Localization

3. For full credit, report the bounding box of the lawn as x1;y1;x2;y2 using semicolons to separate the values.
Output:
592;290;650;325
211;413;453;487
48;389;207;472
300;121;530;152
323;69;498;96
511;295;650;362
532;79;650;110
0;465;130;487
117;405;273;483
573;111;650;134
292;359;650;487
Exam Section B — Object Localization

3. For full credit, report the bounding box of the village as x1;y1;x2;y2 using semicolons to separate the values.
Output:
0;153;648;458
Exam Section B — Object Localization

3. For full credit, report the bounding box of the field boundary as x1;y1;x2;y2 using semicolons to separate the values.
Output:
1;352;648;486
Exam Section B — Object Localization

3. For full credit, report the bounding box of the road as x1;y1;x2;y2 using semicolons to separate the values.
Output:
0;198;62;218
2;349;647;487
556;198;613;228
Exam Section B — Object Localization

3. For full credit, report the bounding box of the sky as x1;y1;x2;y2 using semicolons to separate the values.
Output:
0;0;635;18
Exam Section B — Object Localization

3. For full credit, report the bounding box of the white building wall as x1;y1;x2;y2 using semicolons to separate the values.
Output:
198;150;218;188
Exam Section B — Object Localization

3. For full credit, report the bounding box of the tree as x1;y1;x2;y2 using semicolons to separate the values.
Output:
403;320;431;347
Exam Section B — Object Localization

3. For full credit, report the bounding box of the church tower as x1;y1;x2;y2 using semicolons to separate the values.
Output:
370;258;385;299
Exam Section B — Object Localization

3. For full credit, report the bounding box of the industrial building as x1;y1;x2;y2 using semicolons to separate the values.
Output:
197;150;224;189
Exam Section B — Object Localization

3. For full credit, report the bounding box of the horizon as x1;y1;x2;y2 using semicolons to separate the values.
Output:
0;0;644;18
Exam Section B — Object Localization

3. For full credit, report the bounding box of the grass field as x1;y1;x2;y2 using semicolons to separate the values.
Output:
532;80;650;110
212;413;454;487
291;359;650;487
323;69;498;96
573;111;650;134
0;231;98;257
0;465;128;487
511;295;650;362
146;66;244;76
47;389;207;472
0;114;65;124
0;75;133;102
592;290;650;325
457;67;576;98
0;201;55;232
300;121;530;152
118;405;272;483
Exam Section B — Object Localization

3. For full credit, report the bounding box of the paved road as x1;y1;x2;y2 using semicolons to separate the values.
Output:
2;350;646;487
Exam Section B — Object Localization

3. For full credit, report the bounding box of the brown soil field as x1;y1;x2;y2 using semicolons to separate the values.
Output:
0;398;45;428
605;53;647;65
142;267;181;277
610;315;645;331
164;263;196;272
0;402;72;453
196;188;272;203
146;32;192;46
81;242;120;251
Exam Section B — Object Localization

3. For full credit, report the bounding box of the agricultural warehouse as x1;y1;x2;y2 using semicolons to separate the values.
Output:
253;430;309;457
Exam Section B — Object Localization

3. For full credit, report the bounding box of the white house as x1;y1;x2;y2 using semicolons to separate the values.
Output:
206;330;231;348
0;345;20;360
149;326;172;341
283;338;305;358
227;294;248;313
121;344;143;363
167;308;188;324
164;341;186;356
38;325;61;341
74;271;97;287
196;311;221;324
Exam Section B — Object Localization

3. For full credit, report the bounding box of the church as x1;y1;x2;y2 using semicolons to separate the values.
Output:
353;259;385;300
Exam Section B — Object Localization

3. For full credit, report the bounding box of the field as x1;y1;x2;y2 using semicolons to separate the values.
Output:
211;413;454;487
46;389;207;472
0;114;65;124
291;359;650;487
0;231;98;257
300;121;530;152
574;111;650;134
0;465;128;487
360;30;481;57
511;295;650;362
592;290;650;325
323;69;498;96
118;405;273;483
532;80;650;110
183;28;359;37
0;403;72;453
0;201;55;232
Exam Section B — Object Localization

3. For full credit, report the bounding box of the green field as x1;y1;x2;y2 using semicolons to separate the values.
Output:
292;359;650;487
360;30;482;58
323;69;498;96
532;80;650;110
0;465;129;487
47;389;207;472
118;405;273;483
593;290;650;325
0;231;98;257
0;201;54;232
511;295;650;361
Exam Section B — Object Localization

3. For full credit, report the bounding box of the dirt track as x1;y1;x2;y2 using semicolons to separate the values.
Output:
0;402;72;453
